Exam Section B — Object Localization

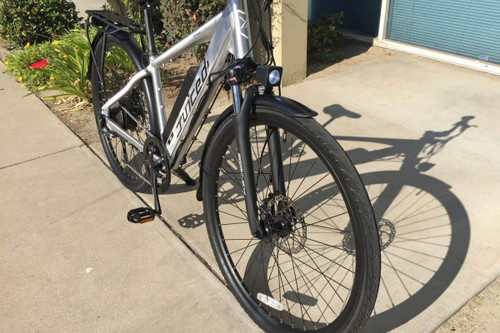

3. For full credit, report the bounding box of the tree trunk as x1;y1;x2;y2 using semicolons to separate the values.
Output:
107;0;127;15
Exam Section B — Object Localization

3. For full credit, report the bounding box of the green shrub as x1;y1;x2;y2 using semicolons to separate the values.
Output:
0;0;80;47
4;27;96;103
124;0;163;36
41;28;95;102
3;42;55;90
308;12;344;63
160;0;226;57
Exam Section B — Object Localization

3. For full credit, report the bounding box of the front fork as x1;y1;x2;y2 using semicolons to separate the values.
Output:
230;83;286;238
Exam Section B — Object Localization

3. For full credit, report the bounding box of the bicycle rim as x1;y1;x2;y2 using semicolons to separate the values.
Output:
204;109;379;332
91;36;151;192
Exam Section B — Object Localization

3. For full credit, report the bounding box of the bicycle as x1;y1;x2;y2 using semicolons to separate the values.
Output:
85;1;380;332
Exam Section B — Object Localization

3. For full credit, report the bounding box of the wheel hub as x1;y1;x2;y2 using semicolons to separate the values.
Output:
109;88;145;131
261;195;307;254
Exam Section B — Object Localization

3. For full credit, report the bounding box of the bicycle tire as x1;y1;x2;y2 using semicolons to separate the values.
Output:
202;107;380;332
90;34;153;193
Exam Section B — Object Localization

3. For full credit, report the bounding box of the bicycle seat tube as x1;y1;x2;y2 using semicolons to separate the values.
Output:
142;2;167;138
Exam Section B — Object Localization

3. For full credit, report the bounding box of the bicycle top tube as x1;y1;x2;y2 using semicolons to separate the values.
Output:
151;0;254;167
97;0;257;169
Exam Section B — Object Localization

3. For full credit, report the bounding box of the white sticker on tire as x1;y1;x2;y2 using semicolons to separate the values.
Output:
257;293;284;311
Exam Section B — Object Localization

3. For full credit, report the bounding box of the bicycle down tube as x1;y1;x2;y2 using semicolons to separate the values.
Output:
100;0;251;170
88;0;381;330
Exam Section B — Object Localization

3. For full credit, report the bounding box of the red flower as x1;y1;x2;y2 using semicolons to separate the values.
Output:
31;59;48;69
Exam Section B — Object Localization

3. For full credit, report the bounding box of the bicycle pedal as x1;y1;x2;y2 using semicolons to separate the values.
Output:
127;207;156;224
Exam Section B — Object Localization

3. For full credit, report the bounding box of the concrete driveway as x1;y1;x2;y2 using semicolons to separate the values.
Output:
285;51;500;332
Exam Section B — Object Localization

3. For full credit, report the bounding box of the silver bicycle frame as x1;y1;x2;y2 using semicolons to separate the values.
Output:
101;0;252;169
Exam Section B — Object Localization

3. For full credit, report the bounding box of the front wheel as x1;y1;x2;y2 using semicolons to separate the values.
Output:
202;107;381;332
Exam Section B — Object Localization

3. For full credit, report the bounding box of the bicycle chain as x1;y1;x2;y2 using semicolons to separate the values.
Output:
143;135;171;193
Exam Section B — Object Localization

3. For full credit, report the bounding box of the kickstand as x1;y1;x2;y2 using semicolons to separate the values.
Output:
174;168;196;186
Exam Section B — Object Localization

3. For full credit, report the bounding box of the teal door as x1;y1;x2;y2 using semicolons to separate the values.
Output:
308;0;382;37
387;0;500;64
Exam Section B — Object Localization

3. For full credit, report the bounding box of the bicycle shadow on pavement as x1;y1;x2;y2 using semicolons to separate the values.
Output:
169;113;220;228
324;105;474;332
165;100;474;332
170;103;473;331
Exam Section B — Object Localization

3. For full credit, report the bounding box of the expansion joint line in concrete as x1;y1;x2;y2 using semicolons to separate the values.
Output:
0;144;84;171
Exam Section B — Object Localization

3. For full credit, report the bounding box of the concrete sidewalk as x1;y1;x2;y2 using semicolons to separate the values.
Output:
1;47;500;333
0;63;260;332
88;49;500;332
74;0;105;16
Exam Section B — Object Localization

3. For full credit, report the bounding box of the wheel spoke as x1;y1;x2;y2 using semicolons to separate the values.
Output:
207;115;379;331
93;41;150;191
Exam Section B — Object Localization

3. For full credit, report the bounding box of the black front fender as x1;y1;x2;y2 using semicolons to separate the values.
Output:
253;95;318;118
196;93;317;201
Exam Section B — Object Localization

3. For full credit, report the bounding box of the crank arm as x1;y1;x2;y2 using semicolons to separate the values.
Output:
127;148;163;224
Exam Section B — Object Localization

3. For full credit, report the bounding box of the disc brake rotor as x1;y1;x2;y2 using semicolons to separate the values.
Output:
264;195;307;255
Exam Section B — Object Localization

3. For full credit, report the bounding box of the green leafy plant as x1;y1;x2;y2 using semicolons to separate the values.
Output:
123;0;163;35
0;0;80;47
101;1;165;52
308;12;344;63
160;0;226;58
40;28;95;102
4;27;96;103
3;42;55;90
